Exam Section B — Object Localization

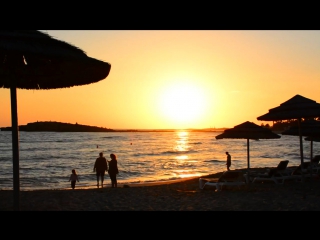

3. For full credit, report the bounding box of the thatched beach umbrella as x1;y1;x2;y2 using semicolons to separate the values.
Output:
0;30;111;210
257;95;320;168
215;121;281;180
257;95;320;197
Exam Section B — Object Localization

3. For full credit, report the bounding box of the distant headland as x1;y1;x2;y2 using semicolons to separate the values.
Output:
0;121;227;132
0;121;115;132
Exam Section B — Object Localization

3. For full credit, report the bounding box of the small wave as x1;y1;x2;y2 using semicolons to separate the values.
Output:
204;159;223;163
0;157;12;161
260;154;283;159
101;135;125;139
132;150;198;156
132;153;150;157
126;162;146;166
161;150;197;155
45;165;68;169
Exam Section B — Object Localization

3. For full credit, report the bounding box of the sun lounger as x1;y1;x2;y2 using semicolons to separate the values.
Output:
286;161;319;182
252;172;285;184
252;160;290;184
310;155;320;174
199;170;246;191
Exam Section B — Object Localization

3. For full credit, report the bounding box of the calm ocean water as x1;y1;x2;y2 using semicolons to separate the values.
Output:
0;130;319;190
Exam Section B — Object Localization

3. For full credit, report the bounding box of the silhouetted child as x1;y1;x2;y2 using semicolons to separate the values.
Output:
69;169;79;189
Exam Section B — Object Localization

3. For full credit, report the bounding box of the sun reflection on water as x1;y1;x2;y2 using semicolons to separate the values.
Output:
174;131;189;152
174;169;201;178
172;131;200;178
176;155;188;160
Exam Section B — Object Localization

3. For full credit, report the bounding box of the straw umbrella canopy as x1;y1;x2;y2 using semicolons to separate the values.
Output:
257;95;320;168
0;30;111;89
215;121;281;179
0;30;111;210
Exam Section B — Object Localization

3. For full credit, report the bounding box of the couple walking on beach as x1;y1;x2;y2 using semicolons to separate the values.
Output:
93;152;119;188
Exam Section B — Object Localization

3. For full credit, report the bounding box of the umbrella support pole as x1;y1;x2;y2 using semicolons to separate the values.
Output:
10;85;20;211
246;139;252;190
298;118;306;199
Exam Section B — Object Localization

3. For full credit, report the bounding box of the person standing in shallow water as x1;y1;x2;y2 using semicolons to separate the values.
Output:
69;169;79;190
226;152;231;171
93;152;108;188
108;153;119;188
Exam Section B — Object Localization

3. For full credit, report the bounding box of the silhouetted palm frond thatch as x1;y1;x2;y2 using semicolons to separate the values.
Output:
0;30;111;89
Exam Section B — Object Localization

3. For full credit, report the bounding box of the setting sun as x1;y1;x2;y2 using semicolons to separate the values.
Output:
158;82;207;127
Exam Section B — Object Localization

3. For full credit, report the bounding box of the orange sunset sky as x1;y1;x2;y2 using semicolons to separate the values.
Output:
1;30;320;130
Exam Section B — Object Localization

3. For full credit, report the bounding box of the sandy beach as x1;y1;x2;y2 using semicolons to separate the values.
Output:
1;167;320;211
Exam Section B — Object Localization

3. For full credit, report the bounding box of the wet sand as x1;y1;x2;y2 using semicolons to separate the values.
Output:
1;167;320;211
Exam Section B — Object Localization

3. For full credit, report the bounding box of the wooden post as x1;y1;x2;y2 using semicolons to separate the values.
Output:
298;118;306;198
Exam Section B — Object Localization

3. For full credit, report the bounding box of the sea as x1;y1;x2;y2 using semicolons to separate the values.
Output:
0;130;319;190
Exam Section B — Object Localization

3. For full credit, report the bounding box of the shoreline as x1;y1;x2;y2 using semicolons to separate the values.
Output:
4;166;292;192
0;166;296;192
15;176;213;191
1;167;320;211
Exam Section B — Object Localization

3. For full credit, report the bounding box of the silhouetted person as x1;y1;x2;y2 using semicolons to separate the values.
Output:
226;152;231;171
69;169;79;190
108;153;119;188
93;152;108;188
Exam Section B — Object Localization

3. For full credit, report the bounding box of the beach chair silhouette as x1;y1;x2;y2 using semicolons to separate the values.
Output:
199;171;246;191
252;160;290;184
288;161;319;181
310;155;320;174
